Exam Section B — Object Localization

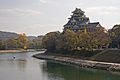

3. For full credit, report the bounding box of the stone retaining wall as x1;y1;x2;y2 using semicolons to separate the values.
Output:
33;54;120;72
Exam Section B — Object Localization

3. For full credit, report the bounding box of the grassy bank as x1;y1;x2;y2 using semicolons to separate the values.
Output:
91;50;120;63
44;50;102;59
33;50;120;72
43;49;120;64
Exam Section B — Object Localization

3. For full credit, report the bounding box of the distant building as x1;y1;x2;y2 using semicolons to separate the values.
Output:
63;8;102;32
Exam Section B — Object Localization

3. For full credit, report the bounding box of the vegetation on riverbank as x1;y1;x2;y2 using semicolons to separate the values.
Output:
41;24;120;63
33;50;120;72
0;33;43;50
41;24;120;58
43;49;120;64
42;27;110;51
42;24;120;52
0;33;28;50
44;50;102;59
91;50;120;63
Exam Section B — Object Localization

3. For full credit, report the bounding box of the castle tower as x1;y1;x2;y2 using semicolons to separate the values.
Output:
63;8;101;32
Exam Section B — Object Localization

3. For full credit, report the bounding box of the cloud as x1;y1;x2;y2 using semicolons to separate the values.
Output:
28;24;61;28
0;8;42;16
85;6;119;15
39;0;47;3
23;23;62;35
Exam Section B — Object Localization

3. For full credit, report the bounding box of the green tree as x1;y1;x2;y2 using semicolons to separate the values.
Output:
76;27;110;50
6;38;18;49
109;24;120;48
63;29;78;50
42;31;60;51
29;39;43;49
0;40;5;50
42;27;110;52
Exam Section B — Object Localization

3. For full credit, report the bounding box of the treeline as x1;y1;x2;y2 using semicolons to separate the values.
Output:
109;24;120;48
0;33;43;50
28;38;43;49
42;24;120;51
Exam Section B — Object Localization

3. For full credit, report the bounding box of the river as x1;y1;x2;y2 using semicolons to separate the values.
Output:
0;51;120;80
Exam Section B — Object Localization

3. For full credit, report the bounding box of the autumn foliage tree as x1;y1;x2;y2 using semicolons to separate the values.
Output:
93;27;110;48
17;33;28;50
42;27;110;51
61;29;78;50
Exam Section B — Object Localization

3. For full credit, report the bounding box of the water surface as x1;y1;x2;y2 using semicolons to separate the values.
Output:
0;51;120;80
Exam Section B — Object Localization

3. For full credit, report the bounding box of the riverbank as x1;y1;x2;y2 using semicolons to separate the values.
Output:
0;49;39;53
0;50;25;53
33;51;120;72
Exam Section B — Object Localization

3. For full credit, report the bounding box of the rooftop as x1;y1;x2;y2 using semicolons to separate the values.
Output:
72;8;85;14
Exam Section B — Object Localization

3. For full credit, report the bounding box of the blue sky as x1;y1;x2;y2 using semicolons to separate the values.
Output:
0;0;120;36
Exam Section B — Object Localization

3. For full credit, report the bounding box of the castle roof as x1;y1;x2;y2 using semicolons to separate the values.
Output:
63;8;102;31
72;8;84;14
87;22;100;28
73;25;79;29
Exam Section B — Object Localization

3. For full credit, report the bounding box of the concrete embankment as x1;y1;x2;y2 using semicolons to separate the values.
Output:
0;49;36;53
0;50;24;53
33;53;120;72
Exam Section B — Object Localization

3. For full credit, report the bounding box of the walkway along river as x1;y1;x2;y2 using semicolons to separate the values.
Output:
0;51;120;80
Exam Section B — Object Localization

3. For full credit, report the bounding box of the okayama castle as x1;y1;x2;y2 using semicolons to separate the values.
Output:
63;8;102;32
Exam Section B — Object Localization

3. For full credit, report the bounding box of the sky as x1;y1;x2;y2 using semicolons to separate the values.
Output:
0;0;120;36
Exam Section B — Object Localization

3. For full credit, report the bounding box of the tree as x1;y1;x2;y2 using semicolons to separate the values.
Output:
6;38;18;49
62;29;78;50
77;32;92;50
76;27;110;50
93;27;110;49
42;31;60;51
17;33;28;49
42;27;110;52
109;24;120;48
28;39;43;49
0;40;5;50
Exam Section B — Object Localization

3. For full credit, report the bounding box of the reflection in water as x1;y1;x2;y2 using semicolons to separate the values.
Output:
43;61;120;80
0;51;120;80
0;51;48;80
16;60;27;72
